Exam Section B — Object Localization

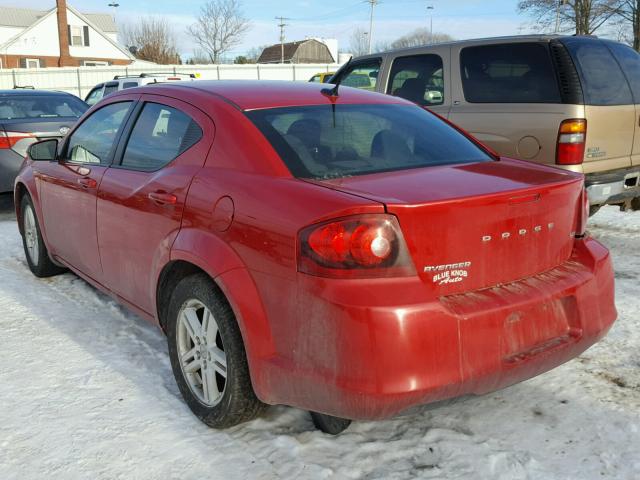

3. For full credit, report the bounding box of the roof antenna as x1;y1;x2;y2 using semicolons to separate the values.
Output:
321;56;352;98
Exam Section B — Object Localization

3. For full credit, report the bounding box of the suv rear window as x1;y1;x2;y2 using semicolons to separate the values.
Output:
460;43;561;103
246;104;492;179
0;95;88;120
562;38;633;106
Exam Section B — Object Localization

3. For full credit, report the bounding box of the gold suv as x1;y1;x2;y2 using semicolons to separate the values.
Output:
332;35;640;213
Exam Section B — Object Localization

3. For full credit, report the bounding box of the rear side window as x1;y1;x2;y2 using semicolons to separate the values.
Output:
0;95;87;120
122;82;139;89
605;41;640;102
562;38;633;106
460;43;561;103
121;103;202;171
387;54;444;106
334;59;381;91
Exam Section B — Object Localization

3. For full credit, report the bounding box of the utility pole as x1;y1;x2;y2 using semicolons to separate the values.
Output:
427;5;434;43
108;2;119;22
367;0;377;55
275;16;291;63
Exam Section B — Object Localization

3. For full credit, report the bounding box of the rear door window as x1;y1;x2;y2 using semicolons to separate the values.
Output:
562;38;633;106
333;59;381;91
605;41;640;102
387;54;444;106
460;43;561;103
120;102;202;171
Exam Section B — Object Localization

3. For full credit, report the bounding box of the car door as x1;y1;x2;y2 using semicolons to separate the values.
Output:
34;98;136;280
97;95;213;314
384;48;451;118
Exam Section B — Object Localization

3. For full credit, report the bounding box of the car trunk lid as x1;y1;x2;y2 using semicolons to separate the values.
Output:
311;159;583;295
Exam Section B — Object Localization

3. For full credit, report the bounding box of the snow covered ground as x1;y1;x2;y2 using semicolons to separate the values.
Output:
0;192;638;480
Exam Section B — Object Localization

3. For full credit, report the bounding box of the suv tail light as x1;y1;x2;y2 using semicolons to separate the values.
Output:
298;214;416;278
556;119;586;165
0;131;36;153
575;186;589;237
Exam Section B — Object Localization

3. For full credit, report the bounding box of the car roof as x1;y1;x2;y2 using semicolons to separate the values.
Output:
351;34;594;60
117;80;411;111
0;89;73;97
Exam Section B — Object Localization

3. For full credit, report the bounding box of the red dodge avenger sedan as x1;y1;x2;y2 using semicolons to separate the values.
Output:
15;81;616;434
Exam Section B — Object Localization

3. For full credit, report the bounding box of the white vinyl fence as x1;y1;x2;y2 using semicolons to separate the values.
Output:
0;63;341;99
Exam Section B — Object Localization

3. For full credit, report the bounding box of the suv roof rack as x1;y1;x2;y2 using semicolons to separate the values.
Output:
113;72;196;80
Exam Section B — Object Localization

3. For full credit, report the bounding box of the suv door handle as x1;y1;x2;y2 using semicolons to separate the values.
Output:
77;177;97;189
148;191;177;206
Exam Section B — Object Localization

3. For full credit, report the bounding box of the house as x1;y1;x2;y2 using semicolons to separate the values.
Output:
0;0;134;69
258;39;335;64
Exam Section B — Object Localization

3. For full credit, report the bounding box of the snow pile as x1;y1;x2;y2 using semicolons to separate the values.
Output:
0;196;638;480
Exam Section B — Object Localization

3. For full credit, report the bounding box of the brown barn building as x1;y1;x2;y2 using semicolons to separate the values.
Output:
258;39;335;64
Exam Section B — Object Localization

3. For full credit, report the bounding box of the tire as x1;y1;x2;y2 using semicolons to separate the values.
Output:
20;195;66;278
589;205;601;217
310;411;352;435
631;197;640;211
167;273;265;429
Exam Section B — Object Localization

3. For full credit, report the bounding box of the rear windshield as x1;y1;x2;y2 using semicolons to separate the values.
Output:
460;43;561;103
246;104;492;179
0;95;88;120
562;38;633;106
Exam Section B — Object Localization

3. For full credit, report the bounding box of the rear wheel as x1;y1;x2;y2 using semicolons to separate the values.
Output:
631;197;640;211
167;273;265;428
20;195;66;278
310;411;352;435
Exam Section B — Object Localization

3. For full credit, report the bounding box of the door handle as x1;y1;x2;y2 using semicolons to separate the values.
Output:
148;191;178;206
77;177;97;189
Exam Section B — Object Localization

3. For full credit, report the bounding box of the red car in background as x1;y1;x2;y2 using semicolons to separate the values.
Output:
14;81;616;434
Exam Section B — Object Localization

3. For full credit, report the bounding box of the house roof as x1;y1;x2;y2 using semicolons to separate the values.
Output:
258;39;332;64
0;6;117;32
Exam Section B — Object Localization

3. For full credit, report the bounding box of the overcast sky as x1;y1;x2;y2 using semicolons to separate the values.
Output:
10;0;540;57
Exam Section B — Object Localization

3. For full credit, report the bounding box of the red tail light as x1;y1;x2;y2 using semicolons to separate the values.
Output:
0;131;35;151
556;119;586;165
298;214;416;278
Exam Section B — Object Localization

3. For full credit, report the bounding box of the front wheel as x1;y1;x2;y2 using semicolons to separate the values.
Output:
167;273;265;429
20;195;66;278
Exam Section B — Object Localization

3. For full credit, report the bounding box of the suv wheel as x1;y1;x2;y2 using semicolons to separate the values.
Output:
631;196;640;211
310;411;352;435
20;195;66;277
167;273;265;428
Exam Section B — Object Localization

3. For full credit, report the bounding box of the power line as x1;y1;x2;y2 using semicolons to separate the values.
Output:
275;16;291;63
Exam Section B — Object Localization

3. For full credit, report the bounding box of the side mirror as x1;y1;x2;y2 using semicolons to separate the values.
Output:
28;139;58;161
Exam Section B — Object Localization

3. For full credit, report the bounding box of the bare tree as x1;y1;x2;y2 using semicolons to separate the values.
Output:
349;28;370;57
390;28;453;49
122;17;179;64
187;0;250;64
611;1;640;49
518;0;620;35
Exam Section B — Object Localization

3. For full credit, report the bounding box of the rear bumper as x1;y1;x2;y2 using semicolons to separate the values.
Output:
585;166;640;205
0;150;25;193
263;237;616;420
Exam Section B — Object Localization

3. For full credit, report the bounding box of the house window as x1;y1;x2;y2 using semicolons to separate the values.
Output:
70;26;84;46
26;58;40;69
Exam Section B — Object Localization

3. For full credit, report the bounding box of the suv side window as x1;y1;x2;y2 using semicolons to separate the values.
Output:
120;103;202;172
562;39;633;106
387;54;444;106
65;102;132;165
334;59;381;91
85;86;104;106
103;82;119;98
122;81;139;89
460;43;561;103
605;42;640;102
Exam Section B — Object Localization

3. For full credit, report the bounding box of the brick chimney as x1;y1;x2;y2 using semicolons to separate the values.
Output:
56;0;73;67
